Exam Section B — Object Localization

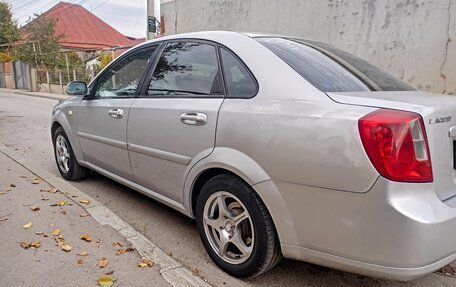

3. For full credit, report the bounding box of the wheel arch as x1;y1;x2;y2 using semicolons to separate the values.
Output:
184;147;299;245
51;110;84;163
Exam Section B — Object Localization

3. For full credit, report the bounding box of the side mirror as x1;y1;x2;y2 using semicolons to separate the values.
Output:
66;81;88;96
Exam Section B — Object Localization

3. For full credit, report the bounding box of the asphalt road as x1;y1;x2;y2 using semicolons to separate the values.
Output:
1;90;455;287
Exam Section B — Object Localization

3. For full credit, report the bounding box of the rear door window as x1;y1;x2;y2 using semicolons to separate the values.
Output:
148;41;222;96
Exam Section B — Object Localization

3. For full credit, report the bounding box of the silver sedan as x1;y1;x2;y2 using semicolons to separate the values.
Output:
52;31;456;280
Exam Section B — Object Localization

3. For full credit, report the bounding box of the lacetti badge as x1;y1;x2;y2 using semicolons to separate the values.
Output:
429;116;452;124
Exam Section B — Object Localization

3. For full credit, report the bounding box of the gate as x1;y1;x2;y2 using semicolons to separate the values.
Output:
13;61;29;90
0;63;5;88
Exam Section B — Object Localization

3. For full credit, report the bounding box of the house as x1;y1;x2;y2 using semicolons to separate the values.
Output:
24;1;131;62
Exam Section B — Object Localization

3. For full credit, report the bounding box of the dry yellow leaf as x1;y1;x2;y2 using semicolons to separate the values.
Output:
30;241;41;248
97;276;113;287
20;242;30;249
79;200;91;204
30;176;39;180
80;212;90;217
80;234;93;242
138;258;154;268
77;258;84;265
112;241;123;247
52;229;61;236
22;222;32;229
61;244;72;252
99;258;109;268
57;200;66;206
77;251;89;256
30;205;40;211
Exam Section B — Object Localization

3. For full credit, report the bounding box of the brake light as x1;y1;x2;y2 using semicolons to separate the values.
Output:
358;109;433;182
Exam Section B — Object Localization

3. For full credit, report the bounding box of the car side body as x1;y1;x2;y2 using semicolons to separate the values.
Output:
51;31;456;280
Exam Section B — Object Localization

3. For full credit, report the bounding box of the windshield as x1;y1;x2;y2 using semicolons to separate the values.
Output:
255;37;415;93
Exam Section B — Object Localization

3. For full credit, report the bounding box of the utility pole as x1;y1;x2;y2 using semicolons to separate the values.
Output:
146;0;160;40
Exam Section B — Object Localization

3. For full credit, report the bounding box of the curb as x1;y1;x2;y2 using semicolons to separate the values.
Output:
0;147;211;287
0;89;67;101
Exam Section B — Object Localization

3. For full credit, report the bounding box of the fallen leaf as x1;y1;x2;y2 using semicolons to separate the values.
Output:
192;268;200;276
97;276;113;287
77;251;88;256
61;244;72;252
80;212;90;217
30;241;41;248
115;249;125;255
105;270;114;275
22;222;32;229
51;200;66;207
40;188;59;194
35;232;44;235
52;229;61;236
10;184;16;188
112;242;123;247
77;258;84;265
79;200;90;204
20;242;30;249
80;234;93;242
138;258;154;268
30;205;40;211
31;180;40;185
99;258;109;268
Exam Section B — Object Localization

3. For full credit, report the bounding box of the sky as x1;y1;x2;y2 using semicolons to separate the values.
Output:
5;0;147;38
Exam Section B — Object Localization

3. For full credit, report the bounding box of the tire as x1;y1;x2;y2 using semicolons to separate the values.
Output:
53;126;88;181
196;174;282;277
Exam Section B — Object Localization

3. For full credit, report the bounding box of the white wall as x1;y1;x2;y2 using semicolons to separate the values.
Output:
161;0;456;94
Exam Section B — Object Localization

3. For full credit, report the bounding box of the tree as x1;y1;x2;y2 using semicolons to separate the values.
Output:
14;14;62;67
97;52;113;70
0;1;19;62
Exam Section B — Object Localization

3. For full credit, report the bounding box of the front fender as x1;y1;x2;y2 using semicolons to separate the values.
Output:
52;109;84;163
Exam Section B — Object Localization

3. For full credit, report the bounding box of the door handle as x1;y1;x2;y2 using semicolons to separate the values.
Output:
108;108;124;119
180;112;207;125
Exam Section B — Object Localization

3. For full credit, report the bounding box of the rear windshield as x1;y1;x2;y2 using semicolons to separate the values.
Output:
255;37;415;93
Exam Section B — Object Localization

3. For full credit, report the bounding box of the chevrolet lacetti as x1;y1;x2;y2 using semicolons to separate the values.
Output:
51;31;456;280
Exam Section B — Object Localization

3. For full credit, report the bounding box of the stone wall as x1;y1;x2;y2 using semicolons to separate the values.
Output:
161;0;456;94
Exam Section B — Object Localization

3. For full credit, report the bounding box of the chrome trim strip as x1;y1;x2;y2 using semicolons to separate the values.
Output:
127;143;191;165
77;132;127;149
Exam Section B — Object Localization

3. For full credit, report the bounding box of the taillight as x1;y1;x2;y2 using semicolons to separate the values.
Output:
358;109;433;182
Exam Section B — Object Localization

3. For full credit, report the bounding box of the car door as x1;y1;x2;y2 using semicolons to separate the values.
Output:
127;40;224;203
77;45;158;179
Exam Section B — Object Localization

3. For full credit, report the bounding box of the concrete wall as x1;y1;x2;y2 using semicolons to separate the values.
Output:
161;0;456;94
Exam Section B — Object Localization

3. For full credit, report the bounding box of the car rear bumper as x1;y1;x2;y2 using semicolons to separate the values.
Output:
254;177;456;280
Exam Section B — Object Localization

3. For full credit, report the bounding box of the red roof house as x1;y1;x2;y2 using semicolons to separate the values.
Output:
22;1;130;50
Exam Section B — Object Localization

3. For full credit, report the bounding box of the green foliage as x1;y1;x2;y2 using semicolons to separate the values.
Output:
0;1;19;61
14;14;63;67
57;51;83;70
97;52;113;70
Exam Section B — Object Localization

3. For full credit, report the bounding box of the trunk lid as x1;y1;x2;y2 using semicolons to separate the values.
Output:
328;91;456;201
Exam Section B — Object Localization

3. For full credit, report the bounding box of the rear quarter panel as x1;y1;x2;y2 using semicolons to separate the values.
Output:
216;98;379;193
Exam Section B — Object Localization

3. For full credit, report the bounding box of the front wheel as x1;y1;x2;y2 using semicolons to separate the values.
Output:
196;174;282;277
53;126;88;181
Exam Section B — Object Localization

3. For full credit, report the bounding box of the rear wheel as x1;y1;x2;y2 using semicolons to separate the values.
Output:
196;174;282;277
53;126;88;181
